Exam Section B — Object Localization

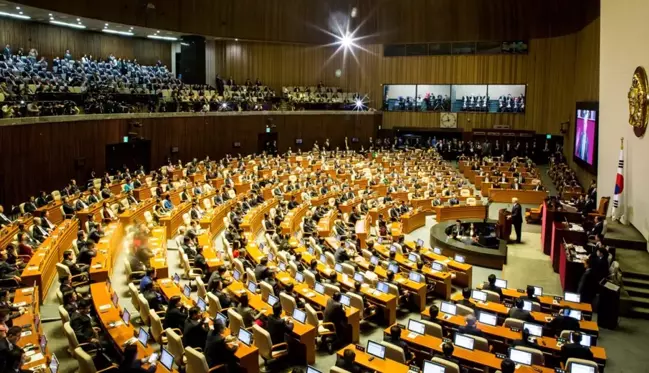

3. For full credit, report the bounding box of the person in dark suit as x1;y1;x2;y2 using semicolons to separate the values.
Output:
204;317;239;371
547;307;581;337
335;246;351;263
0;326;24;373
254;257;272;283
510;197;523;243
452;220;464;236
455;288;474;310
63;250;88;276
70;299;98;344
500;358;516;373
164;296;187;331
512;328;538;349
578;257;598;304
520;285;540;303
324;292;350;351
119;342;157;373
458;315;485;338
76;241;97;266
560;332;594;363
434;342;461;366
183;307;208;349
335;349;362;373
236;293;260;328
193;246;209;280
589;216;604;237
387;324;414;360
508;298;534;322
62;197;76;218
484;274;503;298
266;302;294;345
0;205;12;227
142;281;166;312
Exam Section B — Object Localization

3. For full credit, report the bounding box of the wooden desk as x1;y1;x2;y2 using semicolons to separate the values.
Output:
355;217;371;249
317;211;336;237
133;187;152;202
119;199;155;226
369;204;392;222
551;222;587;274
408;242;473;288
14;286;50;371
434;204;487;222
77;196;122;227
148;227;169;279
340;198;361;215
336;344;410;373
22;219;78;302
240;200;278;236
199;200;234;242
90;282;178;373
497;287;592;319
90;222;126;282
227;280;316;365
384;327;554;373
401;209;426;233
156;279;260;373
448;293;599;335
281;203;309;235
488;189;549;205
159;202;191;239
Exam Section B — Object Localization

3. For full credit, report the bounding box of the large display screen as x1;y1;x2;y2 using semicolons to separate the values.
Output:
573;102;599;173
488;85;526;113
451;85;488;112
383;85;417;111
416;85;451;112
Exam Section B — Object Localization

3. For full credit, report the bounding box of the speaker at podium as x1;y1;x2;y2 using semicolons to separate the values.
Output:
496;208;512;240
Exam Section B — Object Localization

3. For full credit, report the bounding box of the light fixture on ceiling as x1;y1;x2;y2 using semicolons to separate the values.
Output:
0;11;30;20
147;34;177;41
50;20;86;29
103;29;134;36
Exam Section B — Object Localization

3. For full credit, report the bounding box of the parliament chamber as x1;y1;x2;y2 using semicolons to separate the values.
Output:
1;1;649;373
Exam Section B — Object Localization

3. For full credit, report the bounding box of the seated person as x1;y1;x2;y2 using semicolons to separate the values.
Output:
164;295;188;331
204;316;239;372
458;314;484;338
500;358;516;373
183;306;209;349
483;274;503;297
512;328;538;349
236;293;261;328
547;307;581;337
434;342;461;366
266;302;294;345
455;288;474;310
386;324;414;361
335;349;363;373
62;250;89;276
520;285;539;303
508;298;534;322
560;331;594;363
142;280;166;312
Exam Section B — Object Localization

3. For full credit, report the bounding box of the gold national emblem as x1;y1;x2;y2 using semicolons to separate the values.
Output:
628;66;649;138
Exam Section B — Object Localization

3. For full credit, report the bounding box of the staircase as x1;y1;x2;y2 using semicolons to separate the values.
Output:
623;270;649;318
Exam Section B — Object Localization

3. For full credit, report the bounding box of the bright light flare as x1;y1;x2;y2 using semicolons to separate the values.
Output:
352;95;370;112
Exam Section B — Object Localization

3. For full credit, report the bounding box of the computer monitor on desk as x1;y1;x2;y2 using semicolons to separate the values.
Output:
440;301;457;315
509;348;532;366
523;322;543;337
366;340;386;359
454;334;474;350
569;362;596;373
159;347;175;372
494;278;507;288
471;290;487;302
407;319;426;335
423;360;446;373
564;291;581;303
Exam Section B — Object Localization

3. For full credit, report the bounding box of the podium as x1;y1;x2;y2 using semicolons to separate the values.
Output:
496;208;512;240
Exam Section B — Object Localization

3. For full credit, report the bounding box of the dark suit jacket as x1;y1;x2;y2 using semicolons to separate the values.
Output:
324;300;348;333
204;331;238;368
164;307;187;330
508;308;534;322
561;343;594;363
548;315;580;336
483;283;503;298
183;319;208;349
512;203;523;224
77;248;96;266
266;315;293;345
70;312;95;343
458;325;485;338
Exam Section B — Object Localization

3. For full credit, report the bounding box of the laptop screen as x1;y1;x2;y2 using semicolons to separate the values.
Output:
267;252;274;262
432;262;444;271
295;272;305;283
454;334;474;350
308;247;315;255
354;273;364;283
528;285;543;296
197;297;207;312
292;308;307;324
183;284;191;298
567;309;582;320
370;256;379;266
267;294;279;306
416;239;424;247
320;254;326;264
522;300;533;311
523;322;543;337
160;347;174;371
433;247;442;255
216;312;228;326
111;292;119;307
509;349;532;365
471;290;487;302
423;360;446;373
366;340;386;359
306;366;323;373
247;281;257;293
495;278;507;288
478;312;497;326
49;354;59;373
40;334;47;352
409;272;422;283
376;282;389;293
570;363;596;373
233;269;241;281
407;319;426;335
408;253;418;262
335;263;343;273
340;294;351;307
314;282;325;295
570;332;595;347
138;328;149;347
238;328;252;346
440;301;457;315
122;309;131;325
388;263;399;274
454;254;465;263
565;292;581;303
279;262;287;272
173;273;181;285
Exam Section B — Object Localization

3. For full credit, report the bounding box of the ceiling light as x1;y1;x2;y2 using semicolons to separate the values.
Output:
0;11;31;20
156;30;160;33
351;7;358;18
103;29;134;36
50;20;85;29
15;7;20;10
235;38;238;42
18;11;22;15
147;35;177;41
105;23;108;26
48;13;52;16
76;18;80;21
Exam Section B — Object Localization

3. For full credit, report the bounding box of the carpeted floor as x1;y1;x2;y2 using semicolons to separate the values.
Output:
42;164;649;373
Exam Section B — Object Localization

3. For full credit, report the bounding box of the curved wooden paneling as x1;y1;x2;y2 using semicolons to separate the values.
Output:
0;112;379;206
14;0;599;44
0;18;171;67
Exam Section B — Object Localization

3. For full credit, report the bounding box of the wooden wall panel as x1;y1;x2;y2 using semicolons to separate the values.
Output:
15;0;599;44
0;113;378;205
0;18;171;67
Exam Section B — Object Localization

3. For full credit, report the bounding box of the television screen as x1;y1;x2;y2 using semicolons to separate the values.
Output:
451;85;488;112
383;85;417;111
573;102;599;172
416;85;451;112
487;85;526;113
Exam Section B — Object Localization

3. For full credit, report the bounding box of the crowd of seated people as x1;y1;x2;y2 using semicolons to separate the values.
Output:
283;82;366;110
433;137;545;162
